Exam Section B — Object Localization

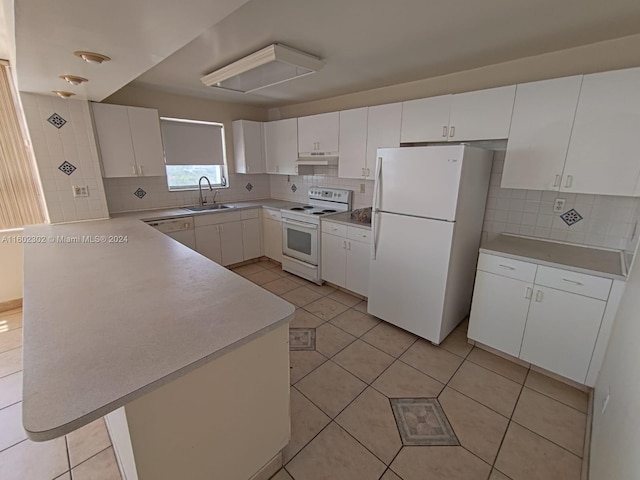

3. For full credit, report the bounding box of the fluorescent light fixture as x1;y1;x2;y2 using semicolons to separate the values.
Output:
201;43;324;93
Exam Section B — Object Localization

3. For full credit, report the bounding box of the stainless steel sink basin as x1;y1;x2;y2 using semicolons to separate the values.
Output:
184;204;234;212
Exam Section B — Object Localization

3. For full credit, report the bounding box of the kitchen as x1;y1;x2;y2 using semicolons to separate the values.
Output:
2;0;640;479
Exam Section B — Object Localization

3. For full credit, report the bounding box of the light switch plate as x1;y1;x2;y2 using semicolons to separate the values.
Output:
72;185;89;197
554;198;566;212
360;183;366;194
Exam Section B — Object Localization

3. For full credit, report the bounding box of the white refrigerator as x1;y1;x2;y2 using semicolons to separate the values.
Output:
368;145;493;344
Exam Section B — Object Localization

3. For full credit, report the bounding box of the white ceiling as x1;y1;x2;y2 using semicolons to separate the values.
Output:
12;0;640;106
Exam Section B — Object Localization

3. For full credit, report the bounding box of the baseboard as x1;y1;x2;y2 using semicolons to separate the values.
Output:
582;390;594;480
248;452;283;480
0;298;22;313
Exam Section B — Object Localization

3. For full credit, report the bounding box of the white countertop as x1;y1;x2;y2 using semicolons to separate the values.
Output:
480;234;626;280
22;217;295;441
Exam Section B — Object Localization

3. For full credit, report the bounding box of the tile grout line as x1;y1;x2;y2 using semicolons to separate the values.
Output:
63;435;72;478
0;438;28;455
523;384;590;415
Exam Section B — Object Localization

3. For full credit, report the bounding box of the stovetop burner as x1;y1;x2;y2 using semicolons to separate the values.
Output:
323;209;337;213
290;207;305;211
312;212;325;215
302;205;314;209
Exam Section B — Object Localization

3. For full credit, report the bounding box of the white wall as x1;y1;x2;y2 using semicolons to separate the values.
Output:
0;231;22;302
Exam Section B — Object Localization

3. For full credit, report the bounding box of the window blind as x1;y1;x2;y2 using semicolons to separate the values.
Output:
160;118;225;166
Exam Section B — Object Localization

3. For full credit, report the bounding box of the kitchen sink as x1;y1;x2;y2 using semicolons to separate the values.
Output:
184;204;234;212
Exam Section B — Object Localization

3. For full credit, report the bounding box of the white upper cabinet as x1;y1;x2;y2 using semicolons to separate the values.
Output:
264;118;298;175
501;76;583;190
365;103;402;177
92;103;165;178
338;107;368;179
232;120;265;174
401;94;452;143
562;67;640;196
298;112;339;156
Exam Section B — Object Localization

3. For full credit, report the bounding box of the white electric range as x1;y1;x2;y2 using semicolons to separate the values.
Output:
281;187;353;284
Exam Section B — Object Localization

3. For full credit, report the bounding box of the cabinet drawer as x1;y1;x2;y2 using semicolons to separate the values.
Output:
194;211;241;227
262;208;282;221
347;226;371;243
534;265;612;300
477;253;537;282
241;208;260;220
322;221;347;237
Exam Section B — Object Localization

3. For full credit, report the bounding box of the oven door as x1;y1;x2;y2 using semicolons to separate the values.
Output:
282;218;318;265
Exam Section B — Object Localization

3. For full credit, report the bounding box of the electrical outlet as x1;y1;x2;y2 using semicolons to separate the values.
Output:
360;183;366;194
72;185;89;197
601;386;611;414
553;198;566;212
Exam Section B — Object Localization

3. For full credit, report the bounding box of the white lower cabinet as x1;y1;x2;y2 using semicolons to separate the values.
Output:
262;208;282;263
196;224;224;264
321;221;370;297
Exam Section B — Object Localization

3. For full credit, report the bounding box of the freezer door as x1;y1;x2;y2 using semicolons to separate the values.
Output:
368;212;454;342
375;146;464;221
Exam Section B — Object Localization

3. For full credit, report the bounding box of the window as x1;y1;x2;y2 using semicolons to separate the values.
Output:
159;117;228;191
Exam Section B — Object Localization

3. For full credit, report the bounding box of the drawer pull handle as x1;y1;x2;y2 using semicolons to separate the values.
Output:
535;290;543;302
525;287;532;299
498;264;515;270
562;278;584;286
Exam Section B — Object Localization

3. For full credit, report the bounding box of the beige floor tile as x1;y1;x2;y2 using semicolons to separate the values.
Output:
282;273;310;286
327;290;362;307
0;312;22;332
380;470;402;480
333;340;395;384
336;387;402;464
0;328;22;354
467;348;528;384
0;437;69;480
512;388;586;457
283;388;331;464
329;309;380;337
262;277;302;296
290;351;327;384
287;422;386;480
295;361;367;418
361;322;417;357
245;269;283;285
282;287;324;307
303;283;337;296
399;340;464;384
372;360;444;398
290;309;325;329
314;323;356;358
439;328;473;358
525;370;588;413
391;446;492;480
271;469;294;480
449;361;522;417
0;347;22;378
0;402;26;451
231;263;266;276
71;446;121;480
303;297;350;321
439;387;509;464
67;418;112;467
489;469;511;480
0;371;22;409
495;423;581;480
55;473;71;480
353;300;368;313
256;259;281;270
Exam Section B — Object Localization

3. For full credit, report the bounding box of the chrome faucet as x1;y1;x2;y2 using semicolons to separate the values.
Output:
198;176;213;206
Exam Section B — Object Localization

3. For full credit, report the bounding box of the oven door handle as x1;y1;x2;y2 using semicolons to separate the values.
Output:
282;219;318;230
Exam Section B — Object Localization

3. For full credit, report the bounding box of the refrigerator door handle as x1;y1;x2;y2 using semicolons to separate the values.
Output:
371;157;383;260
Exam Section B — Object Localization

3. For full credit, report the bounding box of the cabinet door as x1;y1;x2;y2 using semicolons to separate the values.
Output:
338;108;368;179
501;76;582;190
562;68;640;196
219;221;244;266
345;239;370;297
298;112;339;154
467;271;532;357
264;118;298;175
321;233;346;287
366;103;402;178
92;103;137;177
520;286;605;383
127;106;166;177
242;218;262;260
448;85;516;141
195;225;222;264
400;95;452;143
233;120;265;174
263;218;283;262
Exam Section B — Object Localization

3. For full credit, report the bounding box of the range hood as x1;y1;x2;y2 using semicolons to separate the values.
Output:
296;155;338;166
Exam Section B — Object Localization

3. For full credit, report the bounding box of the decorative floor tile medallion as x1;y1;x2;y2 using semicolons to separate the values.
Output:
390;398;459;446
290;328;316;351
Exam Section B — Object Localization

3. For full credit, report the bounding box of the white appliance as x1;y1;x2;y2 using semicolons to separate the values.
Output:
368;145;493;344
145;217;196;250
281;187;352;283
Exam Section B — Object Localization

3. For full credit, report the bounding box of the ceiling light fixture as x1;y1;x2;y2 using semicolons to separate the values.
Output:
59;75;88;86
73;51;111;65
52;91;75;98
201;43;324;94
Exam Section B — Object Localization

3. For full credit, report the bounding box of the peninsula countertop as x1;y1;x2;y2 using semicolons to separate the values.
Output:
22;217;295;441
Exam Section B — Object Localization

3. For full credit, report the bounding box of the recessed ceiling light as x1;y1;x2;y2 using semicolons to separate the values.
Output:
59;75;88;86
73;51;111;65
52;91;75;98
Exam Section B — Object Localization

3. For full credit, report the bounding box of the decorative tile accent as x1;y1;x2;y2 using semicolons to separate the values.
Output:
290;328;316;351
390;398;459;446
133;188;147;199
291;183;297;192
47;113;67;129
58;161;76;175
560;208;583;226
245;182;253;191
